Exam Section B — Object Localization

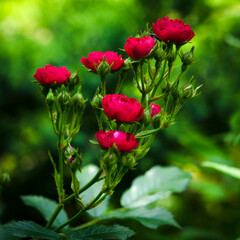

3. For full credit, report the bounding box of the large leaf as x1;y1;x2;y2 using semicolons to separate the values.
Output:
121;166;191;208
0;225;20;240
21;195;68;228
69;224;135;240
99;206;180;229
202;161;240;179
75;164;109;217
2;221;61;240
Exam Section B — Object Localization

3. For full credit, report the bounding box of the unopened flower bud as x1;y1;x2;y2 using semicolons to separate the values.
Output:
152;114;161;128
102;148;118;171
58;88;70;106
182;85;193;99
154;47;166;63
181;82;202;102
181;46;195;65
72;87;85;109
125;156;136;169
180;46;195;72
68;71;80;91
65;144;83;171
135;147;150;160
45;88;55;110
142;109;151;125
97;57;111;77
167;48;177;67
69;155;76;164
91;87;102;108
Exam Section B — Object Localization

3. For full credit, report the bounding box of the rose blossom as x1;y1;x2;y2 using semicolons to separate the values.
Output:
81;51;124;72
152;17;195;43
150;103;161;118
95;130;139;152
33;64;71;85
102;94;144;122
124;36;155;59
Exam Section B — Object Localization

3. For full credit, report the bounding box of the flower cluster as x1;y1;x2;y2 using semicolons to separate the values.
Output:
33;16;199;210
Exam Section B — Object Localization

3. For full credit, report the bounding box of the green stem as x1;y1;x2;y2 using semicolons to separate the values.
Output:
151;60;167;98
45;204;63;228
140;62;147;107
54;191;103;232
46;169;103;231
147;61;162;92
73;219;100;230
162;67;172;118
115;71;127;94
63;168;103;205
59;148;64;201
133;63;141;91
101;75;106;96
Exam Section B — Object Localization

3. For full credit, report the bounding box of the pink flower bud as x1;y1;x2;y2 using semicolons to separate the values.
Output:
95;130;139;152
102;94;144;122
150;103;161;118
81;51;124;72
152;17;195;43
124;36;155;59
69;155;76;164
33;64;71;85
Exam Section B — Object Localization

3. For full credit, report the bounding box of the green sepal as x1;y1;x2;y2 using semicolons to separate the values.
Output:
135;127;161;138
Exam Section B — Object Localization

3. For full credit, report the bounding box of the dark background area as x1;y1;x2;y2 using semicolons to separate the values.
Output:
0;0;240;239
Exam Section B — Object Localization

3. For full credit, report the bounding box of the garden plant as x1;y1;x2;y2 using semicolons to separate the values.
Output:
0;16;201;240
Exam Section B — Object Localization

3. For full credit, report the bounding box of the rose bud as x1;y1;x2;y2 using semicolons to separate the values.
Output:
33;64;71;85
95;130;139;152
124;36;155;59
102;94;144;122
81;51;124;72
150;103;161;118
152;17;195;43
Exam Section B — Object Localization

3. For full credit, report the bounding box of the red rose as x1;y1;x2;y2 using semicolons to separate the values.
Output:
150;103;161;118
124;36;155;59
95;130;139;152
81;51;124;72
152;17;195;43
102;94;144;122
33;64;71;85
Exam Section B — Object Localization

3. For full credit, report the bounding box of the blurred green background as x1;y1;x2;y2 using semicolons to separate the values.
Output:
1;0;240;239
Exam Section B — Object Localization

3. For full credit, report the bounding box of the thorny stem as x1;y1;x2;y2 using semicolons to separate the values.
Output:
54;191;103;232
46;169;103;229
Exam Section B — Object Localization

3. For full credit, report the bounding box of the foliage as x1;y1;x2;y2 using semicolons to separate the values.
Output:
1;0;240;239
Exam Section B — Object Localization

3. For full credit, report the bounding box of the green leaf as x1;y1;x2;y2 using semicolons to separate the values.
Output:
99;206;180;229
21;195;68;228
69;224;135;240
202;161;240;179
121;165;191;208
75;164;109;217
135;128;161;138
2;221;61;240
